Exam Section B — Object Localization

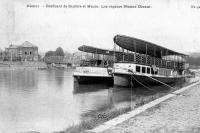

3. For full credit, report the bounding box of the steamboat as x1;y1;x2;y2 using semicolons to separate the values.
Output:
113;35;189;87
73;45;114;84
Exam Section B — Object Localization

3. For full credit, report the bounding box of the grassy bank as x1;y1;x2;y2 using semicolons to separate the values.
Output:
56;107;131;133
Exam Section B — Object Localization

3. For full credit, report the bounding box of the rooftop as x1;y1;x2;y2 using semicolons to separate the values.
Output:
8;44;19;49
114;35;187;57
19;41;37;48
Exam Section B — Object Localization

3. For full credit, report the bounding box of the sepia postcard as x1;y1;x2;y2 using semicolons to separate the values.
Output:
0;0;200;133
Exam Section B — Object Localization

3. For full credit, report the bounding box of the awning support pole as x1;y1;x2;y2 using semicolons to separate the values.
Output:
114;42;116;63
154;46;156;65
134;41;136;62
146;43;147;64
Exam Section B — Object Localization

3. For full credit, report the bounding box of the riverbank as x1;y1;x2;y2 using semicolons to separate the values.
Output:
0;61;47;70
100;80;200;133
57;77;198;133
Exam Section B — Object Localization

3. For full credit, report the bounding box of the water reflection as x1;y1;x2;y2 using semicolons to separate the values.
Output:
54;70;65;87
44;69;65;88
73;82;111;94
0;70;38;95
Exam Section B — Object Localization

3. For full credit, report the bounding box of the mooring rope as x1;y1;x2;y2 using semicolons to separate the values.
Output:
128;70;158;93
131;74;158;93
143;74;175;90
130;72;133;109
128;69;175;91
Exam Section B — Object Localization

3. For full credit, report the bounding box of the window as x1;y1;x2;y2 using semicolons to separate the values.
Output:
151;68;154;74
142;67;146;73
25;51;27;55
147;67;150;74
152;68;158;75
30;51;32;55
155;71;158;75
136;66;140;72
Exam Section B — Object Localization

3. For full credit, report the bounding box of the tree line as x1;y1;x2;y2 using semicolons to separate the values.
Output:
45;47;65;57
44;47;65;64
188;56;200;66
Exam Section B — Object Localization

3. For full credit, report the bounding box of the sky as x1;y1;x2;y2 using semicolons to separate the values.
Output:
0;0;200;54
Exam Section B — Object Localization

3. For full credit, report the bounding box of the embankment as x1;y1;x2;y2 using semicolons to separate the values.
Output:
0;61;47;70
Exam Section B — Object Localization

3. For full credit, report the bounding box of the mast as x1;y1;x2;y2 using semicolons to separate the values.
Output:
113;42;116;63
122;48;124;62
134;41;136;62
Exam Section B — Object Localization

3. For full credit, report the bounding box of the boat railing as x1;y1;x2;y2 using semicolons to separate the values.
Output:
116;52;185;70
80;59;114;67
75;66;111;75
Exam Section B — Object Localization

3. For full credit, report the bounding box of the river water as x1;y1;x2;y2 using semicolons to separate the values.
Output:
0;68;193;133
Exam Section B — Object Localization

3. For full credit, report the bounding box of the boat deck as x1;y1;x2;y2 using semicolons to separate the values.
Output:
73;66;113;84
73;72;112;77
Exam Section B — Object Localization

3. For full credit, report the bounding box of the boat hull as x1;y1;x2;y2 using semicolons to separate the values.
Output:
74;75;113;84
73;66;113;84
114;73;185;87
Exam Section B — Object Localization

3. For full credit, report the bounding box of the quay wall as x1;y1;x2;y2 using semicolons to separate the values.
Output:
0;61;47;70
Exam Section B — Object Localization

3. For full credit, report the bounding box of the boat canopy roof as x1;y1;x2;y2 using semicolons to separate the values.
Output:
114;35;187;57
78;45;115;56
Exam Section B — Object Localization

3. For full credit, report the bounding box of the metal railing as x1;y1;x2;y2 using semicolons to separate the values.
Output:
115;52;184;70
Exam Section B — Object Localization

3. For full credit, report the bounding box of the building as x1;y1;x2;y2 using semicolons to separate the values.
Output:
5;45;19;61
0;48;4;61
18;41;38;61
5;41;38;61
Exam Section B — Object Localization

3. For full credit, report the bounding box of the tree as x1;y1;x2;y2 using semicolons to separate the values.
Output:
44;51;55;57
55;47;64;57
188;57;200;66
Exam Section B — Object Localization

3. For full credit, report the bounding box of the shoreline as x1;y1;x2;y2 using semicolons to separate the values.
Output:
56;77;199;133
88;78;200;133
0;61;47;70
101;78;200;133
0;61;75;70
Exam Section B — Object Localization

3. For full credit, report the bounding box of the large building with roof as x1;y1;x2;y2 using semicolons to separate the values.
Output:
5;41;39;61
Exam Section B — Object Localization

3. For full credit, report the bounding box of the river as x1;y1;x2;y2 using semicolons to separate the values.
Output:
0;68;193;133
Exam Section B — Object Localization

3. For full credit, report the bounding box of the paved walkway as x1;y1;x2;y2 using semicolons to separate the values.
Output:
101;82;200;133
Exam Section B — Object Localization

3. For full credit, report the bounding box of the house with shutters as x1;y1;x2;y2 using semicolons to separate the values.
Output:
5;41;39;61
